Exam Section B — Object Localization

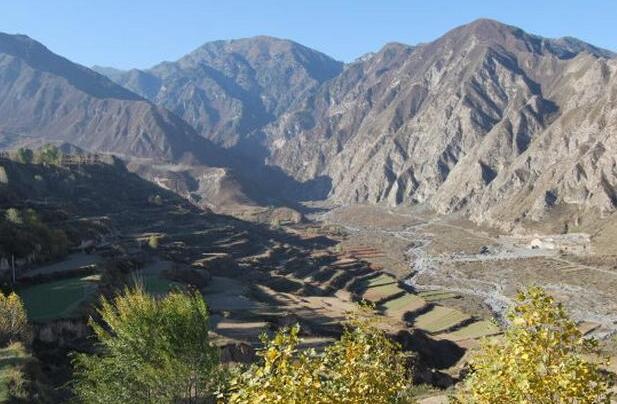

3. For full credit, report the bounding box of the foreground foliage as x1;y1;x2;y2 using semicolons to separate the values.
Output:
227;306;410;403
0;292;31;347
72;287;221;403
454;286;615;403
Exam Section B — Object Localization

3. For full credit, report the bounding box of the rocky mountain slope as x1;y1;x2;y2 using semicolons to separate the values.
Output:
94;36;343;151
5;20;617;230
0;33;279;211
0;33;225;164
262;19;617;229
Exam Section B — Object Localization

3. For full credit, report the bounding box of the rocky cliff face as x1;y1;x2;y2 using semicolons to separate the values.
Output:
262;19;617;229
95;36;343;149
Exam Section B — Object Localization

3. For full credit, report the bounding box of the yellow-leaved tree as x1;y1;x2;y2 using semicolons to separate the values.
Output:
454;286;615;403
0;292;31;346
226;305;411;403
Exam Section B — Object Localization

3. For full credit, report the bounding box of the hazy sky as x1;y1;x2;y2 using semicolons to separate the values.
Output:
2;0;616;69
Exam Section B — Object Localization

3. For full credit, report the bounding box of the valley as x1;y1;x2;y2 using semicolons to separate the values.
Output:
0;13;616;402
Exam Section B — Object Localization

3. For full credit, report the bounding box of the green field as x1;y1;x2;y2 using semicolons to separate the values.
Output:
413;306;472;334
18;275;99;321
381;293;427;318
0;343;29;402
364;274;397;288
361;283;404;302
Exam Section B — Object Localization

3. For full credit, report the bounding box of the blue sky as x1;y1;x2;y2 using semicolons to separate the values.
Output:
1;1;616;69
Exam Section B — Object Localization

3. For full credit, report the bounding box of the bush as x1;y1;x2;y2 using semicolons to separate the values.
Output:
147;235;159;249
227;305;411;403
454;286;615;403
5;208;22;225
0;292;31;347
35;145;61;165
72;287;222;403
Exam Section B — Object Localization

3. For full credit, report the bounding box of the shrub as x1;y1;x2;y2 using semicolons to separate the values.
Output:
147;235;159;249
454;286;615;403
5;208;22;225
35;145;61;165
72;287;222;403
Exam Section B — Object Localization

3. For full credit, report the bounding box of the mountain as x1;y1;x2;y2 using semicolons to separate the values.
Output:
7;21;617;231
0;33;281;212
0;33;230;164
262;19;617;230
94;36;344;149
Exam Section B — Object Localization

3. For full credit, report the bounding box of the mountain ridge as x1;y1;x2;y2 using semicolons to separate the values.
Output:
4;19;617;230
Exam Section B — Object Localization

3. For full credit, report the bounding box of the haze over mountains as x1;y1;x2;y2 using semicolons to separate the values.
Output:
2;19;617;230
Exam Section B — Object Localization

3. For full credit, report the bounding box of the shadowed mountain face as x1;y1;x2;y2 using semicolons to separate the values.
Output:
94;36;344;149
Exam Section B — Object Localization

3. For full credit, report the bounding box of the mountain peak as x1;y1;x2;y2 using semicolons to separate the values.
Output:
439;18;614;59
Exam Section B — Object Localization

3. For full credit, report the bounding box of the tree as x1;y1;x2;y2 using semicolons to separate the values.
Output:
15;148;34;164
147;235;160;249
227;305;410;403
5;208;22;225
454;287;615;403
72;287;221;403
35;144;61;165
0;292;31;347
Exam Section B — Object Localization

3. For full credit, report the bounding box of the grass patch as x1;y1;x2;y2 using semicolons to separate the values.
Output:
361;283;405;302
0;343;29;402
365;274;397;288
381;293;427;317
17;275;99;321
413;306;472;334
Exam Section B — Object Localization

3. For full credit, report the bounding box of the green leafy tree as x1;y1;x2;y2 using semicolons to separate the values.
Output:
35;144;61;165
454;287;615;403
0;292;31;346
227;305;410;403
15;148;34;164
72;287;221;403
